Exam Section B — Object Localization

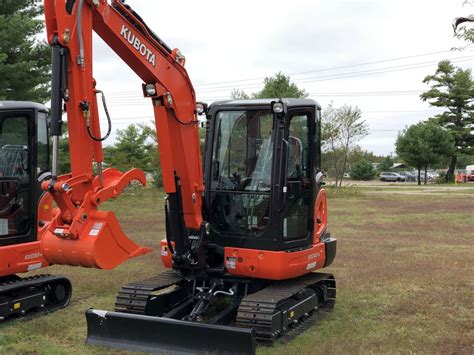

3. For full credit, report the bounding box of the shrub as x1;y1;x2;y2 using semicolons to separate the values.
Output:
350;160;375;180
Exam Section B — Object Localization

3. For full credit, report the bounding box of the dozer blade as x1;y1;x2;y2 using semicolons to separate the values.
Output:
86;309;256;354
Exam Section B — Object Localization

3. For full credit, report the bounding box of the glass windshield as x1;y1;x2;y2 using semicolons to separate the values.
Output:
210;110;274;237
0;116;28;179
0;114;31;238
37;112;49;174
212;110;273;192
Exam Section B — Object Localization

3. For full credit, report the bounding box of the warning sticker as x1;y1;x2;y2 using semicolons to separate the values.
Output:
226;257;236;270
28;262;43;271
54;228;65;236
161;246;168;257
89;222;103;237
306;262;317;270
0;219;8;236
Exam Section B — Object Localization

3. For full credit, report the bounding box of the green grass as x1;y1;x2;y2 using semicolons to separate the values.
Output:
325;184;363;198
1;186;473;354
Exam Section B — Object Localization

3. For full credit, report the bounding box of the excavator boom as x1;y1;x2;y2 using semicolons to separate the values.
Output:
41;0;204;270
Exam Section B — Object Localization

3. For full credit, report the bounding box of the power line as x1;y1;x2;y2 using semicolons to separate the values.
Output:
192;49;457;87
104;90;427;105
97;110;442;125
104;48;466;93
102;90;432;105
102;55;474;99
194;56;474;93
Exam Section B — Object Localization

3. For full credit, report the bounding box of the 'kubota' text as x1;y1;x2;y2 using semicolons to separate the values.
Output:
120;25;156;67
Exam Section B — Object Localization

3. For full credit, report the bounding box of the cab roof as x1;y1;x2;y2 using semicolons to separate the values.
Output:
209;98;321;110
0;101;48;112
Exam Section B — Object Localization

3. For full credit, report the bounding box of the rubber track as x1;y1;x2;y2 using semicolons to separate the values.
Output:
0;274;71;322
114;271;183;315
235;272;336;342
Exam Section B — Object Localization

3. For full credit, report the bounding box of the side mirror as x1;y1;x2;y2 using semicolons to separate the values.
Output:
315;171;327;186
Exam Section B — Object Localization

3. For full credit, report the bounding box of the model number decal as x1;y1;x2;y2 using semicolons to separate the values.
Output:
120;25;156;67
308;252;320;261
25;252;42;260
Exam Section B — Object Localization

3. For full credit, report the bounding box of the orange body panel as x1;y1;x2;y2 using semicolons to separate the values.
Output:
224;244;327;281
313;189;328;243
160;239;173;269
0;242;49;278
0;193;54;278
160;240;327;281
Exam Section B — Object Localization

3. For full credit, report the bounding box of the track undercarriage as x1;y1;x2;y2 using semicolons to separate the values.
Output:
0;274;72;322
86;271;336;354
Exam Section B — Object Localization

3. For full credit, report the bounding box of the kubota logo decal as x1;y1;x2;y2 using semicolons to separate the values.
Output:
120;25;156;67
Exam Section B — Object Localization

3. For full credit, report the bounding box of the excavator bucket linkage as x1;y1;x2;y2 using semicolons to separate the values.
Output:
40;168;152;270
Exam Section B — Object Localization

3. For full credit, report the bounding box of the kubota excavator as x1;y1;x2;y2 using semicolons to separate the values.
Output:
3;0;337;352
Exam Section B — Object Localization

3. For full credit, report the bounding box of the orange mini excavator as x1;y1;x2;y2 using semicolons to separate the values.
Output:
2;0;336;352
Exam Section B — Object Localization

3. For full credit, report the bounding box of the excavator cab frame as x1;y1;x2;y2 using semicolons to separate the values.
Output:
0;102;71;321
205;99;322;252
0;102;50;249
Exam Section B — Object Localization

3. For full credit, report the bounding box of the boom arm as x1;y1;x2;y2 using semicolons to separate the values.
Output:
41;0;205;270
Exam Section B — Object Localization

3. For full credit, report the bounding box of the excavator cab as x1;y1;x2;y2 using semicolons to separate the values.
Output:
0;102;50;248
203;99;335;279
0;102;71;321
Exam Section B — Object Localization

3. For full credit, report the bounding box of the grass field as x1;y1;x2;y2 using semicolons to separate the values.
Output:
0;184;473;354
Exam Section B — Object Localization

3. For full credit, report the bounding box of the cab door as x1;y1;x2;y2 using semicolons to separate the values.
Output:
279;109;316;248
0;110;36;246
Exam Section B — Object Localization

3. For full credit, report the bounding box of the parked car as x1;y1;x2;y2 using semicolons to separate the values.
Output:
417;171;438;183
379;172;405;182
398;171;416;182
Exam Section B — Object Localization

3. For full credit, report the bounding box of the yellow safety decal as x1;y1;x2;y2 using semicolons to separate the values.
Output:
13;303;21;310
290;311;295;318
44;205;50;210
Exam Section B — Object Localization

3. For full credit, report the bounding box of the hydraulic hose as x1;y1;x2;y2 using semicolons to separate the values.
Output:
76;0;85;67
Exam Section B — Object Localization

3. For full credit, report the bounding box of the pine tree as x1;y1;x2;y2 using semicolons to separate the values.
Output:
0;1;50;102
420;60;474;182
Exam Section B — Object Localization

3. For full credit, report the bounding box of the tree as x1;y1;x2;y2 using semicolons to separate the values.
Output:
230;89;250;100
350;160;375;180
231;72;307;99
420;60;474;182
378;155;394;171
396;121;454;185
254;72;307;99
105;124;154;173
322;104;369;187
57;122;71;174
452;1;474;45
0;1;50;102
